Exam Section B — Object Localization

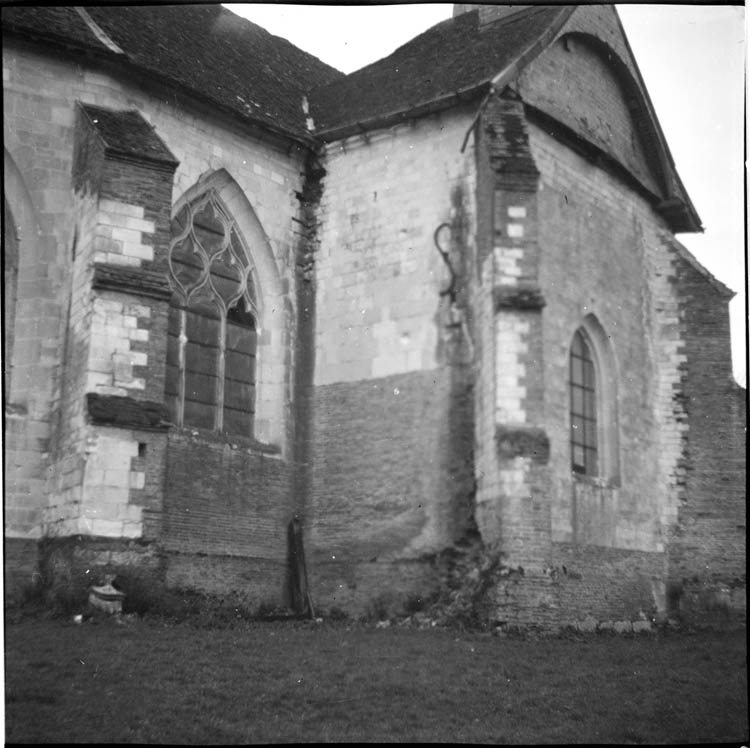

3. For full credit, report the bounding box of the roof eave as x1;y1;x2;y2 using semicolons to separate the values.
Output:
316;82;490;143
2;25;317;150
656;197;703;235
611;7;704;233
316;6;576;146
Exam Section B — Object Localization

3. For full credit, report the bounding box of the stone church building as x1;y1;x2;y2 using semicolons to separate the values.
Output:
3;4;745;626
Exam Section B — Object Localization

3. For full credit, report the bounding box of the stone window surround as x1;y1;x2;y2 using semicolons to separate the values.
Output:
2;148;45;411
169;168;287;451
167;190;258;436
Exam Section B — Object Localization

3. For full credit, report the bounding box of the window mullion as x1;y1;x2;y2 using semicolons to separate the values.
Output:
215;313;227;431
177;308;187;427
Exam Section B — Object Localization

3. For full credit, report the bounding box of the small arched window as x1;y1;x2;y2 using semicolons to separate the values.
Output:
570;330;597;475
165;190;257;437
568;318;620;481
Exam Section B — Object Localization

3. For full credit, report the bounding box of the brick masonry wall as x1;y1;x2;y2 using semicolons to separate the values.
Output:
165;553;287;606
310;369;474;614
491;543;664;631
552;544;665;623
310;369;474;549
308;110;477;613
667;255;746;618
161;431;294;605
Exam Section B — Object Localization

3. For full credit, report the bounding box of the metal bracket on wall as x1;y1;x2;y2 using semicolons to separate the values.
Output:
434;222;457;302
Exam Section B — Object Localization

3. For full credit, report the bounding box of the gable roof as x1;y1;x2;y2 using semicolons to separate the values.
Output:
309;5;700;233
1;4;343;141
2;4;701;232
310;5;571;138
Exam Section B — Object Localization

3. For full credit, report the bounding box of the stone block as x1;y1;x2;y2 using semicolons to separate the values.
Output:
632;620;653;634
576;616;598;632
90;518;125;537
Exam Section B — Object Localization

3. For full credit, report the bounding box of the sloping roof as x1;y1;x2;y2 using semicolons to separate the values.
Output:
309;5;700;233
1;5;113;51
79;103;178;166
1;4;343;141
2;4;701;233
310;6;570;138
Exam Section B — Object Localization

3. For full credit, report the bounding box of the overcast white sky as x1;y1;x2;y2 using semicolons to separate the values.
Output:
226;3;746;386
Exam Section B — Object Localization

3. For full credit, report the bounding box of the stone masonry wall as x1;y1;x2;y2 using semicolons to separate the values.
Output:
309;109;477;614
3;40;306;599
40;104;176;542
526;120;738;624
3;59;72;550
531;121;674;555
517;31;660;197
473;95;552;580
471;99;712;626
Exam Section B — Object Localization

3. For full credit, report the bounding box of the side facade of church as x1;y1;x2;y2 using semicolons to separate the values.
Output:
3;4;745;627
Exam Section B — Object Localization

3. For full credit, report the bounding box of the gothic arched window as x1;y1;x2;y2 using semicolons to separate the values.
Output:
568;318;620;482
570;329;597;475
165;190;257;437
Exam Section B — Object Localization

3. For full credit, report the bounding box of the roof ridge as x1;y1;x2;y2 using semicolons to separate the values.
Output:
480;4;563;30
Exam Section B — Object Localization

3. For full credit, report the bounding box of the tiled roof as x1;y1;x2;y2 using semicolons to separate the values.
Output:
1;4;344;140
79;103;178;166
310;6;569;137
0;5;112;51
0;4;701;232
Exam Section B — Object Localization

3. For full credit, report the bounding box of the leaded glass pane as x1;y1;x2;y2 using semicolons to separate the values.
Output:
570;328;598;475
583;358;595;388
571;386;584;415
210;249;244;306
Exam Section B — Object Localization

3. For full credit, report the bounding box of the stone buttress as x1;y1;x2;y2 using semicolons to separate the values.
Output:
474;92;555;624
43;103;177;577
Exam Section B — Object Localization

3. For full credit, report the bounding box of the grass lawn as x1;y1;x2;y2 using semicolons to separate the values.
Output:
3;617;747;744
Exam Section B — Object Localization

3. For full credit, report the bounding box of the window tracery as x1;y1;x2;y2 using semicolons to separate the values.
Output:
165;190;257;437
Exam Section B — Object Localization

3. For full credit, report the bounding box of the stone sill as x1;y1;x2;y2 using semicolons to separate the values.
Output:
571;473;621;490
167;425;282;458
